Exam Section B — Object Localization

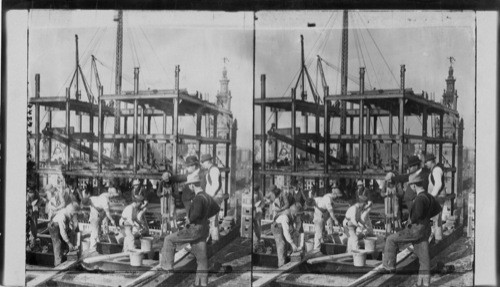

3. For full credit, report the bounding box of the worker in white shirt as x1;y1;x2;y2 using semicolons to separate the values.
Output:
424;153;445;241
81;187;119;253
343;197;368;252
200;153;222;242
119;195;145;252
312;188;342;250
48;202;80;266
356;180;374;235
272;203;303;267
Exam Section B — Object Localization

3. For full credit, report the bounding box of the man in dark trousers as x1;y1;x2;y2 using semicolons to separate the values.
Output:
272;203;302;267
200;153;222;242
160;171;212;287
49;202;80;266
424;153;445;242
382;170;433;287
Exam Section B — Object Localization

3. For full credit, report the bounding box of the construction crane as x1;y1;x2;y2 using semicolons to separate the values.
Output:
317;55;361;87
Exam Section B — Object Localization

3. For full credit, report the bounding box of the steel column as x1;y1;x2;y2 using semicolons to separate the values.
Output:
66;88;71;169
35;74;40;169
291;89;297;172
163;113;168;161
358;100;364;174
439;113;444;162
261;75;266;194
133;99;138;173
423;107;428;155
98;86;103;173
398;98;404;174
323;87;329;174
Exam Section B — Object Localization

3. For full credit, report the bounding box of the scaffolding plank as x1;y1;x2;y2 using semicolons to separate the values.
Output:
179;134;231;144
30;97;114;116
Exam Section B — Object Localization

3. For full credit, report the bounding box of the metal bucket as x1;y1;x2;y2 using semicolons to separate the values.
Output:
352;250;367;267
130;251;143;267
363;237;377;252
305;240;314;252
140;237;154;252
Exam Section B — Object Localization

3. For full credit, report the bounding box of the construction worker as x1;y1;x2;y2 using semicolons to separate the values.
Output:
160;171;213;286
382;173;402;233
312;187;342;250
182;156;200;215
119;195;145;252
272;203;303;267
424;153;445;242
382;170;432;287
269;184;290;220
200;153;222;242
343;197;367;252
81;187;119;254
356;180;374;235
48;202;80;266
252;184;265;243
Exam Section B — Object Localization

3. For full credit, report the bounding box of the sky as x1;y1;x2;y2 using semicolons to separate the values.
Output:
254;11;476;149
27;10;254;149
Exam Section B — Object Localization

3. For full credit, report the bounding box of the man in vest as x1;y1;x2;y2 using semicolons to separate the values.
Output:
272;203;302;267
161;171;211;286
382;170;432;287
49;202;80;266
200;153;222;242
356;180;374;235
119;195;145;252
424;153;445;242
81;187;119;254
343;197;367;252
312;187;342;250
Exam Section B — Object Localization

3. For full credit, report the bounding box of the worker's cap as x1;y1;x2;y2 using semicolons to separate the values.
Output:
332;181;338;188
44;184;57;192
132;179;141;186
254;183;261;191
332;188;343;198
133;195;145;202
27;187;35;194
185;170;201;185
408;170;424;185
424;153;436;163
161;171;172;182
290;178;299;186
185;155;199;167
407;155;421;168
108;187;119;196
358;195;368;203
357;180;364;187
385;172;396;182
200;154;213;163
269;184;279;193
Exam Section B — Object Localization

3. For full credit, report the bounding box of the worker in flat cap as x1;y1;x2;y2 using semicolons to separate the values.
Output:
49;202;81;266
382;170;433;287
312;183;342;250
119;195;146;252
200;153;222;242
424;153;445;242
355;180;374;236
161;170;213;286
81;187;119;255
343;195;368;252
272;203;303;267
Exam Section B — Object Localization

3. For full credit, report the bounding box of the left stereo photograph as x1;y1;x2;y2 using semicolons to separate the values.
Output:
21;10;254;287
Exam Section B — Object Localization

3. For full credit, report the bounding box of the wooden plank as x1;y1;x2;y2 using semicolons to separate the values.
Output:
26;259;78;287
307;252;354;265
252;250;322;287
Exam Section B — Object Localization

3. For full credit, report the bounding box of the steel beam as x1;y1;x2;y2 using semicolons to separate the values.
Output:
324;87;329;174
359;100;364;174
261;74;267;194
398;98;404;174
66;88;71;169
35;74;40;170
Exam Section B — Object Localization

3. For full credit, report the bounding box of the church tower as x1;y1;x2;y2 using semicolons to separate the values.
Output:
215;64;232;139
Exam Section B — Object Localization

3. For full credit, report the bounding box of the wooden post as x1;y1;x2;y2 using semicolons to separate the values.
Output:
196;111;202;154
373;116;377;165
35;74;40;170
140;107;145;164
439;113;444;162
122;116;127;162
147;115;151;164
261;74;266;194
48;110;52;163
98;86;103;173
212;114;218;160
423;108;428;155
323;87;329;174
173;65;180;177
89;101;94;163
359;100;364;174
291;89;297;172
163;113;168;162
315;106;320;162
133;99;138;173
366;107;371;164
398;98;404;174
66;88;71;169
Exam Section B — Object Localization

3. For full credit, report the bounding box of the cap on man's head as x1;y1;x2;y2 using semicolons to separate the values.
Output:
407;155;421;168
162;171;172;182
186;170;201;185
133;195;145;202
200;154;213;163
269;184;278;193
357;180;364;187
185;155;199;167
108;187;118;196
408;170;424;185
132;179;141;186
385;172;396;182
424;153;436;163
332;188;343;198
254;183;261;191
290;178;299;186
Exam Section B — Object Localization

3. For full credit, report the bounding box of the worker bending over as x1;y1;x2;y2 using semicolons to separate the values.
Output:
200;153;222;242
49;202;80;266
382;170;437;287
161;171;217;287
81;187;119;254
312;187;342;250
119;195;145;252
343;198;367;252
356;180;374;235
272;203;303;267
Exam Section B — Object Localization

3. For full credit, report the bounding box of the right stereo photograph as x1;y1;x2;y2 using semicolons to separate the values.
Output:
252;10;475;287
